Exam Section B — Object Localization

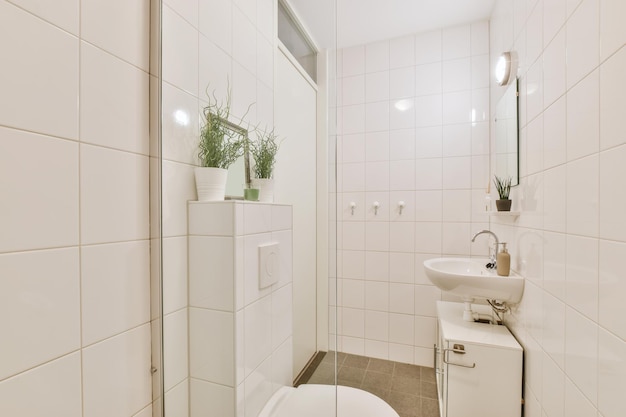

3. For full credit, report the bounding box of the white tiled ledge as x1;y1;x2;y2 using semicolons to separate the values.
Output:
188;200;293;236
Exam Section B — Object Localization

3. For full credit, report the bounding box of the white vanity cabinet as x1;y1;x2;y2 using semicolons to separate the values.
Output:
434;301;523;417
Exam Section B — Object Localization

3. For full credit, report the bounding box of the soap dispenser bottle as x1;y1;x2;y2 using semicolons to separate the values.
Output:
497;242;510;276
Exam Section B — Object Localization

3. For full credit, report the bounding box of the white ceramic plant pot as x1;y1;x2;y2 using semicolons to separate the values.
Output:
194;167;228;201
251;178;274;202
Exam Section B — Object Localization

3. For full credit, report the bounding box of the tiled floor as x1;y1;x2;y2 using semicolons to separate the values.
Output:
298;352;440;417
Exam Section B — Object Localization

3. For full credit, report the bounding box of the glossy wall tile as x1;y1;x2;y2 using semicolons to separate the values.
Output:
187;202;293;417
335;23;491;363
0;1;152;416
490;0;626;415
0;2;79;140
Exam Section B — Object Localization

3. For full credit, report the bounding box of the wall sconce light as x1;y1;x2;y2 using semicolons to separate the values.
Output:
495;52;512;86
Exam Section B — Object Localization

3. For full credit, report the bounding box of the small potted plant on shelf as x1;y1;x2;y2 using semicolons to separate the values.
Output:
196;89;247;201
493;175;512;211
249;127;281;202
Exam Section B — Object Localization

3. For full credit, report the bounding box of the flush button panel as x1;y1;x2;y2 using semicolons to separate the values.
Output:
259;242;280;289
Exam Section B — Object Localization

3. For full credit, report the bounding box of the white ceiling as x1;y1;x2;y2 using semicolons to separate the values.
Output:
287;0;497;49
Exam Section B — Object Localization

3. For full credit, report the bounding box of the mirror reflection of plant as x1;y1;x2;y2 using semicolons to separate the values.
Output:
250;128;281;179
198;89;247;169
493;175;512;200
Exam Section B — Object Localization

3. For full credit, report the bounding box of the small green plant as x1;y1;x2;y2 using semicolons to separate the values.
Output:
250;128;281;179
198;89;246;169
493;175;512;200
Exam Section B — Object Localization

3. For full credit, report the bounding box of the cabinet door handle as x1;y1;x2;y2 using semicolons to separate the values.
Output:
443;348;476;368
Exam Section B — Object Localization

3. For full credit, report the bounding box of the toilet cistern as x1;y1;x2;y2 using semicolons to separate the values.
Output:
471;229;499;269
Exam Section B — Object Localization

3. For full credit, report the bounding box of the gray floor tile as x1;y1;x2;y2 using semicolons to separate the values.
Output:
394;362;422;379
322;351;347;366
344;353;370;369
337;379;362;389
421;366;436;384
360;384;389;402
387;391;421;417
420;381;438;399
308;372;335;385
307;362;335;385
421;397;439;417
391;375;421;395
300;352;440;417
362;370;393;391
367;358;395;374
337;366;365;385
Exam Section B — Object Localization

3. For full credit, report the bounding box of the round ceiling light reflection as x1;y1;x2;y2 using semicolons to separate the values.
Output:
394;99;413;112
174;109;190;126
495;52;512;86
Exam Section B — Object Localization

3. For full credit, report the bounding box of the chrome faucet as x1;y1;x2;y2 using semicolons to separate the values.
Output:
471;230;499;269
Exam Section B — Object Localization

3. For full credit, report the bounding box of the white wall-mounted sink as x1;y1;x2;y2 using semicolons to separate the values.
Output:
423;258;524;304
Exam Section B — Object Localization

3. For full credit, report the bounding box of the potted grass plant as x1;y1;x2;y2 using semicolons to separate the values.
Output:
249;128;281;202
493;175;512;211
195;90;246;201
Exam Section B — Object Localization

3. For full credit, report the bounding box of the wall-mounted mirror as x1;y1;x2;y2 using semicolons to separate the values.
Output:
225;155;246;198
494;78;519;186
214;115;250;199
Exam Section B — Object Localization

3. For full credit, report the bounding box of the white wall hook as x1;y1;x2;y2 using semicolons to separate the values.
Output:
373;201;380;215
398;201;406;215
349;201;357;215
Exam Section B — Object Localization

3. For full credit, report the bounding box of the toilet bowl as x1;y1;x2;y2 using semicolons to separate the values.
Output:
258;384;400;417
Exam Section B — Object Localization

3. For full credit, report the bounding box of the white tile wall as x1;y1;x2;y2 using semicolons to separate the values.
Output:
161;4;277;411
245;294;273;376
162;236;189;314
164;380;189;417
599;241;626;341
82;324;152;417
81;0;150;71
163;5;199;96
190;379;235;417
232;62;258;123
81;241;151;345
199;35;232;105
0;127;79;253
490;0;626;414
163;309;189;391
0;2;79;139
199;0;232;54
7;0;79;35
163;160;197;237
0;353;82;417
244;357;273;417
189;308;235;386
187;202;293;416
565;0;599;89
272;284;293;349
80;42;150;155
336;22;491;365
80;144;150;244
189;236;235;311
233;7;257;75
0;248;80;381
0;2;152;417
564;377;596;417
598;328;626;417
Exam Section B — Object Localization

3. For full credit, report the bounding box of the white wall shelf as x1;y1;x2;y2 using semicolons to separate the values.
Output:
487;211;520;219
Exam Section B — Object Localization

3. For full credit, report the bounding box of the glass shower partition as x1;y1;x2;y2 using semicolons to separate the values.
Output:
152;0;339;416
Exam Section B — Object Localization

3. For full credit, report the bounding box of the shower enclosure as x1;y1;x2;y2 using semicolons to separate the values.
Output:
151;0;339;415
